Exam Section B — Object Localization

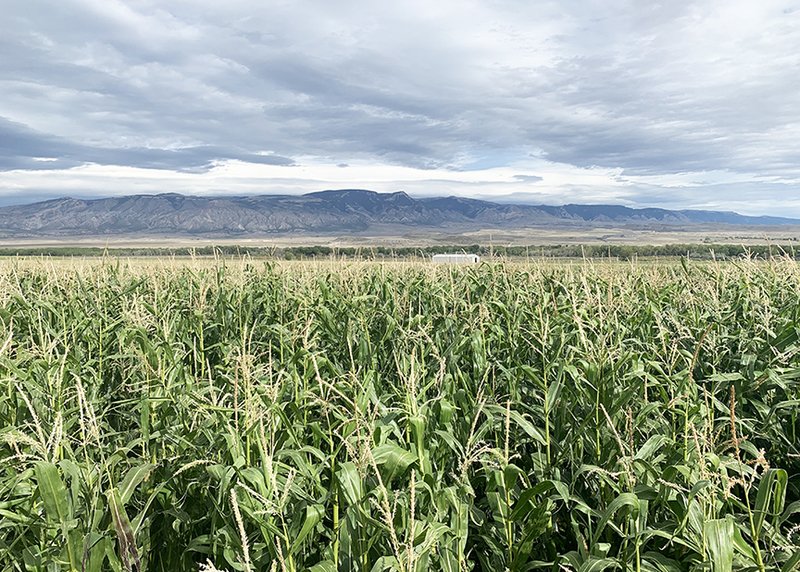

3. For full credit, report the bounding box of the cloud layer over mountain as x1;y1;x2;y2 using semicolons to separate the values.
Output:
2;1;799;214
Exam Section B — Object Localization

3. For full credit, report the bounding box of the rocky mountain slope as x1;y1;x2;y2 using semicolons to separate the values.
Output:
0;190;795;237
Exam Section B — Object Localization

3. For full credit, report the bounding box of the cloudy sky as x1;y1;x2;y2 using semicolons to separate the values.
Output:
2;1;800;214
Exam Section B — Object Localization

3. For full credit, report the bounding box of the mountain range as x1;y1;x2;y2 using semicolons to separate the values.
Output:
0;190;796;238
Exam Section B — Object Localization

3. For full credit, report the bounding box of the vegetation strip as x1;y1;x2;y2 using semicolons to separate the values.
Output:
0;242;798;260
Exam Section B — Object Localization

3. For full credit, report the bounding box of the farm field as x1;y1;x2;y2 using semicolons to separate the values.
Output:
1;258;799;571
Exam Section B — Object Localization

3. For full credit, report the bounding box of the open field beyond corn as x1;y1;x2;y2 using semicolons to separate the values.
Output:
1;258;799;571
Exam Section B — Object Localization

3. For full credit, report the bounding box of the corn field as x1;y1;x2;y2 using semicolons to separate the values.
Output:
1;258;799;571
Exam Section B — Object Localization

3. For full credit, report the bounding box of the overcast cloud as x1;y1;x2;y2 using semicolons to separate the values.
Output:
1;1;799;214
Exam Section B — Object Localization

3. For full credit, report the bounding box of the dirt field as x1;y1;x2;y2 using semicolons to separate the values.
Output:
1;224;799;249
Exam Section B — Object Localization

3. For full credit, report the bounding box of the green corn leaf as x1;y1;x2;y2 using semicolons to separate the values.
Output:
82;533;110;572
336;462;364;506
781;551;800;572
545;375;564;412
732;525;756;563
107;487;141;572
34;461;71;526
372;442;416;481
754;468;788;536
118;463;155;506
781;500;800;525
704;518;733;572
634;435;670;460
34;461;80;570
573;556;619;572
308;561;336;572
290;504;324;555
594;493;639;540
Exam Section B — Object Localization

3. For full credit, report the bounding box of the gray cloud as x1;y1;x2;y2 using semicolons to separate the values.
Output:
0;117;294;172
1;0;799;212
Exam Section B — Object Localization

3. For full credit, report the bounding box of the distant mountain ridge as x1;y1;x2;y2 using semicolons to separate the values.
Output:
0;190;795;237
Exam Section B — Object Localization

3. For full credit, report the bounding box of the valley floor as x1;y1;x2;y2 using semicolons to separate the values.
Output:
2;223;800;249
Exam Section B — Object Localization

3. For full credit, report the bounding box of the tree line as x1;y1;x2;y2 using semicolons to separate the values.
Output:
0;242;795;260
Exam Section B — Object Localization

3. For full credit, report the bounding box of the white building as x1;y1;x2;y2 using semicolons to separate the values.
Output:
432;254;480;264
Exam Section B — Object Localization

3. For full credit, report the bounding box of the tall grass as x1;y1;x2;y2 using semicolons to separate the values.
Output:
1;257;799;571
